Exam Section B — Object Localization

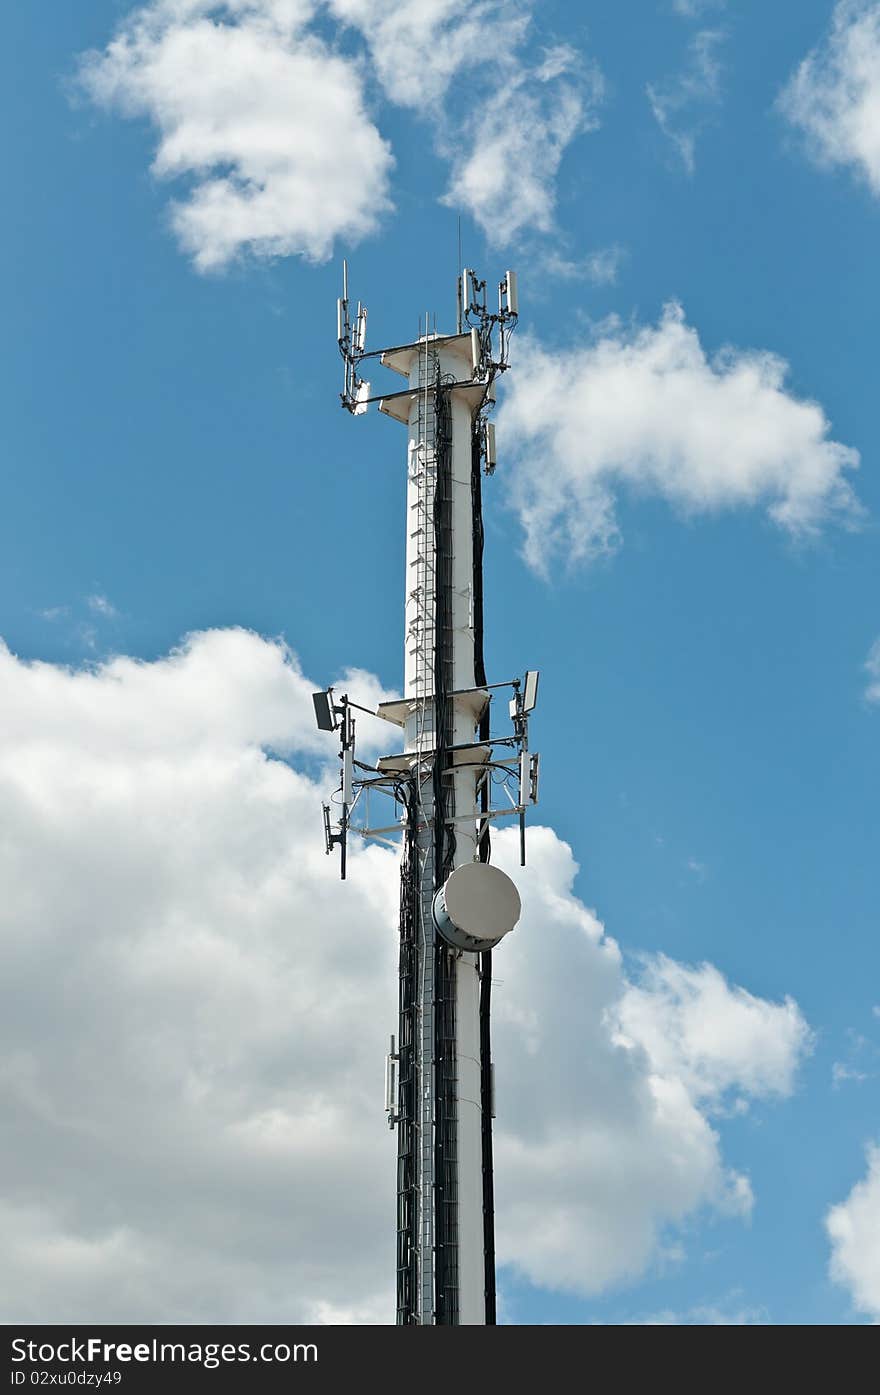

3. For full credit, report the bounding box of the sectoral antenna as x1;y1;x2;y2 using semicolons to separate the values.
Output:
482;420;497;475
510;670;541;866
313;686;375;880
337;259;371;414
385;1035;399;1130
311;672;541;869
461;267;519;379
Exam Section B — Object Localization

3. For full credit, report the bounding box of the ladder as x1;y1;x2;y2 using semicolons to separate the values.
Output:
408;332;438;1324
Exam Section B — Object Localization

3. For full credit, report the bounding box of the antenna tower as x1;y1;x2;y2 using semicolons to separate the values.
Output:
314;263;540;1325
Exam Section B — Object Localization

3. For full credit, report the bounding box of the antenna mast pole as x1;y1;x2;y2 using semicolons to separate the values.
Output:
318;265;539;1325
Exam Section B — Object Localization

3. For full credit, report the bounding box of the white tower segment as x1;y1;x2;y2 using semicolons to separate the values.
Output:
382;328;490;1323
317;268;538;1326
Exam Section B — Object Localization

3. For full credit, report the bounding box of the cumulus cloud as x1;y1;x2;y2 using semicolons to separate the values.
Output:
647;27;725;174
441;44;602;246
327;4;601;245
498;304;861;573
78;2;600;264
327;0;528;109
827;1143;880;1320
329;3;601;247
490;831;788;1297
780;1;880;195
0;628;400;1321
615;955;813;1108
0;629;810;1318
78;1;393;270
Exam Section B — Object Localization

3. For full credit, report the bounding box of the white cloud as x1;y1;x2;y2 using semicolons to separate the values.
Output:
488;825;803;1294
0;628;399;1322
87;593;119;619
647;28;725;174
78;1;393;270
827;1143;880;1320
327;4;602;246
543;245;625;286
865;638;880;702
329;4;602;248
498;304;861;573
327;0;528;109
614;955;813;1109
0;630;810;1317
79;2;600;263
441;45;603;246
780;1;880;195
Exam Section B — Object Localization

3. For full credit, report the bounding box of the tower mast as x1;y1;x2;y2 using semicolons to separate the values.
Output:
315;267;539;1325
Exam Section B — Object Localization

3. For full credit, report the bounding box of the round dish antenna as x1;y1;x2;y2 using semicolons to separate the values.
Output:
433;862;522;953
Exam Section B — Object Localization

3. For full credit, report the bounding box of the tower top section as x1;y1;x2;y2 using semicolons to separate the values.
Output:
336;263;519;422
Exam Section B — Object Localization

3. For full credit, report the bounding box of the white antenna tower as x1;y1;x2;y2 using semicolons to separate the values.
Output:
316;263;539;1325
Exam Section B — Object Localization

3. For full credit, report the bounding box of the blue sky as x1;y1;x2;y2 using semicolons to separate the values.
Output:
2;0;880;1325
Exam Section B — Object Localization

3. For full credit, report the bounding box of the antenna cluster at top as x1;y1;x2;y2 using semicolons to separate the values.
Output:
458;267;518;377
336;262;518;417
337;260;371;415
